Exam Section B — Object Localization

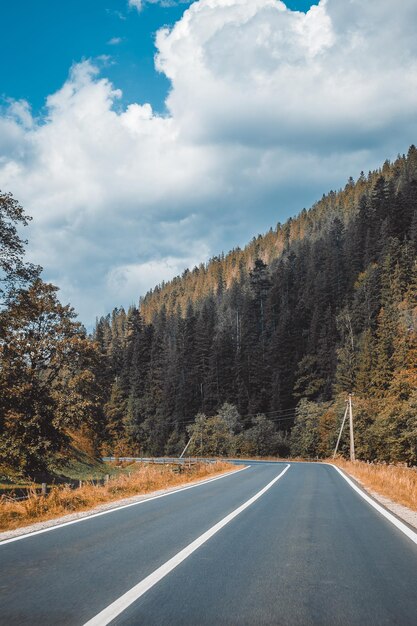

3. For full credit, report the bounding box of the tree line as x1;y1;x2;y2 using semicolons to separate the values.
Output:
94;146;417;465
1;146;416;476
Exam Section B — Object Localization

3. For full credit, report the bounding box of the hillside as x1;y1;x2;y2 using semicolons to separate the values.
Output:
139;153;412;322
2;148;415;478
93;146;417;463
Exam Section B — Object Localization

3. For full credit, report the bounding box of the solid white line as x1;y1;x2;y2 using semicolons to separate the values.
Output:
0;466;249;546
331;465;417;546
83;464;291;626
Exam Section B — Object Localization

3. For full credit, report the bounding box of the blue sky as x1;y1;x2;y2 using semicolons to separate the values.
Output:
0;0;316;114
0;0;415;326
1;1;181;115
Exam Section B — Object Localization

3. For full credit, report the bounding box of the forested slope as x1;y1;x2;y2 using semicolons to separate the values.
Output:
94;146;417;464
1;148;416;478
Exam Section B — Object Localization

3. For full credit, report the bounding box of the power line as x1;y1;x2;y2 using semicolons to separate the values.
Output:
243;407;297;418
178;409;297;427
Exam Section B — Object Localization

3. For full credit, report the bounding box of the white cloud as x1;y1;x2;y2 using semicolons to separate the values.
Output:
128;0;191;12
128;0;143;12
107;251;210;304
108;37;123;45
1;0;417;326
156;0;417;149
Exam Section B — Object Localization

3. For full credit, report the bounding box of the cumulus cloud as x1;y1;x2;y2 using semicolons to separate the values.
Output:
157;0;417;150
1;0;416;325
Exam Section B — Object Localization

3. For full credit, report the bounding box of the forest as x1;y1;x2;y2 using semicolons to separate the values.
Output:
1;146;416;476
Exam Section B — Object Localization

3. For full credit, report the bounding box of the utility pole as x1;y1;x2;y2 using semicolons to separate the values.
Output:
260;299;265;362
333;401;349;459
349;393;355;461
180;434;193;459
236;309;240;354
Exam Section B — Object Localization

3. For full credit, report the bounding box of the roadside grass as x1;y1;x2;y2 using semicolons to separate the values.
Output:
332;458;417;512
0;461;234;532
0;443;126;495
48;444;123;482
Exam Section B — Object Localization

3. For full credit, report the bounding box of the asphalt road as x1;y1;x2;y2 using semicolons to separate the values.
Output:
1;462;417;625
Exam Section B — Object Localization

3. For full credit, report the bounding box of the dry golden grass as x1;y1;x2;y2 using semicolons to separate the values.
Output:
0;461;235;532
331;459;417;512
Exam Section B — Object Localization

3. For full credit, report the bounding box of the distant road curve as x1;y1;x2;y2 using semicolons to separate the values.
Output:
1;461;417;625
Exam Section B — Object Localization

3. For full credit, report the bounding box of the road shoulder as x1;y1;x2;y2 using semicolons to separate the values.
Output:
329;464;417;531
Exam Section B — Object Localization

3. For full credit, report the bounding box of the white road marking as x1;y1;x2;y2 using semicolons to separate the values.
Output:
0;466;249;546
331;465;417;546
83;464;291;626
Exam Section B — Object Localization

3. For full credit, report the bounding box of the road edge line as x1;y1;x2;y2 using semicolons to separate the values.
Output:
329;464;417;546
83;463;291;626
0;465;249;546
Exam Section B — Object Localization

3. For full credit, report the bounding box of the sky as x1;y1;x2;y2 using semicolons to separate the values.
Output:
0;0;416;327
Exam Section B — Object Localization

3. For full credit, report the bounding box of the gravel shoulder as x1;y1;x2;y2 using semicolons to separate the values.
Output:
340;469;417;531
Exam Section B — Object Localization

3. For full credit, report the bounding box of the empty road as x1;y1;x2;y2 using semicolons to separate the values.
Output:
1;461;417;625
